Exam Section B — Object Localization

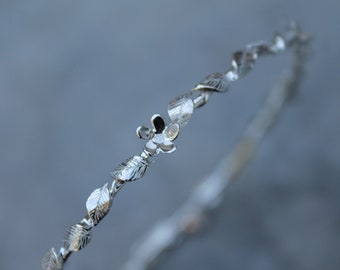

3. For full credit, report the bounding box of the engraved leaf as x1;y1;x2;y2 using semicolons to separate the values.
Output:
41;248;63;270
168;96;194;127
86;183;112;226
62;224;91;252
193;72;229;93
159;139;176;153
110;156;149;182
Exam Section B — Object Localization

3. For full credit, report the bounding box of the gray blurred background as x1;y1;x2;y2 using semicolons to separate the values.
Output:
0;0;339;269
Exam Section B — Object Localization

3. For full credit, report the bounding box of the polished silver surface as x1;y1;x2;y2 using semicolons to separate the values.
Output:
168;95;194;126
86;183;112;226
138;115;180;155
193;72;230;92
111;156;149;182
41;21;311;270
62;224;91;252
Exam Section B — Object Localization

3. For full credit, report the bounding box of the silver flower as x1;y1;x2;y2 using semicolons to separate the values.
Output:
137;114;180;156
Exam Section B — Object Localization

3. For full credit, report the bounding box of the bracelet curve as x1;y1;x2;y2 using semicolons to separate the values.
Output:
42;21;311;270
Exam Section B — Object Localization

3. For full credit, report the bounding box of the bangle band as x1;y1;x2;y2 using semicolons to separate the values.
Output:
42;21;311;270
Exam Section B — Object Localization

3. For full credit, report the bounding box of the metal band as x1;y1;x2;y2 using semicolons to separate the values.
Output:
41;21;311;270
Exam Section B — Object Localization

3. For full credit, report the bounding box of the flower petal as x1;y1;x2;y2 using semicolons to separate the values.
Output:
151;114;165;133
160;141;176;153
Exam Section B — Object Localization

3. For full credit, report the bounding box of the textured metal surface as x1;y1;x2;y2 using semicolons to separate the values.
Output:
62;224;91;252
194;72;230;92
86;183;112;226
168;95;194;127
111;156;150;182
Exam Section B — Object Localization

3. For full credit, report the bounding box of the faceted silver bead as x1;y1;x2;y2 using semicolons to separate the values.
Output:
110;156;149;182
62;224;91;252
168;95;194;127
193;72;230;93
41;248;63;270
86;183;112;226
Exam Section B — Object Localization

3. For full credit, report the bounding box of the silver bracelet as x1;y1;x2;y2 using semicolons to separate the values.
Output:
41;21;311;270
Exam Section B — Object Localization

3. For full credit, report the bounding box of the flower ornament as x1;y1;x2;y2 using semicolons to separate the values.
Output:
136;114;180;156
